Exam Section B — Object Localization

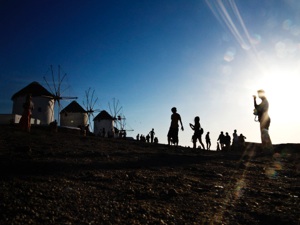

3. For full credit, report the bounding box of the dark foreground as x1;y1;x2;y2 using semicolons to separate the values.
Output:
0;125;299;225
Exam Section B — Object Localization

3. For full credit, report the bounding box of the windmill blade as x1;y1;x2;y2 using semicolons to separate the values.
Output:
108;102;115;119
43;65;78;125
115;99;123;117
58;75;67;96
60;84;72;96
51;65;58;96
41;94;55;99
108;98;123;120
43;76;55;95
92;97;98;110
84;89;90;109
60;96;78;100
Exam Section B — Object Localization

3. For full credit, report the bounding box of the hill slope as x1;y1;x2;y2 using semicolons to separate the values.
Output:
0;125;299;224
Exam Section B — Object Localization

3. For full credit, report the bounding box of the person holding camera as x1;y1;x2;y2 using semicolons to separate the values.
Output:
253;89;272;150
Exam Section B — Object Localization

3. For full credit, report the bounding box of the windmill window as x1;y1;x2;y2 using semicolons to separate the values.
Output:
38;107;42;112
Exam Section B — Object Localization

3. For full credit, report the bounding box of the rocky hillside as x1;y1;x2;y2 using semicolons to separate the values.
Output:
0;125;299;224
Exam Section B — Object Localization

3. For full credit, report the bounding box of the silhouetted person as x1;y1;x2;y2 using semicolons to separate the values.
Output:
146;134;150;143
149;128;155;143
217;142;221;151
167;107;184;146
232;129;238;150
140;135;146;142
238;134;246;150
190;116;205;149
225;132;231;151
217;131;225;150
136;134;140;141
253;90;272;150
19;94;34;132
154;137;158;144
205;132;211;150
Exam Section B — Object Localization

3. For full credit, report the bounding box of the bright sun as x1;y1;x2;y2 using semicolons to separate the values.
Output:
255;63;300;123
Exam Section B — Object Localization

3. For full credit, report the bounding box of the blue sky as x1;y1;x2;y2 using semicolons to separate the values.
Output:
1;0;300;147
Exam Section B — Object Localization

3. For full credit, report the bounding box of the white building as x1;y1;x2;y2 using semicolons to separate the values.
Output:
60;101;88;128
93;110;115;137
11;81;54;125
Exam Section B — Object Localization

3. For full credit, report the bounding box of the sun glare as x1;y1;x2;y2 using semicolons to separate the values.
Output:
256;63;300;123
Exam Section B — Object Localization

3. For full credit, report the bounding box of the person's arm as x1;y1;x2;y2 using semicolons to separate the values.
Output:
253;95;258;108
180;117;184;131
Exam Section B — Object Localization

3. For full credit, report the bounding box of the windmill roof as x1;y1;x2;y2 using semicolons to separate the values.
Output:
94;110;114;121
11;81;54;100
60;101;87;113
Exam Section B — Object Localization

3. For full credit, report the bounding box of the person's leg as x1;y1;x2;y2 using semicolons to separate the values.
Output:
199;137;205;150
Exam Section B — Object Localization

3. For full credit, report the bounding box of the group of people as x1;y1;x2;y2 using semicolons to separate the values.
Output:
216;130;246;151
167;89;272;151
136;128;159;144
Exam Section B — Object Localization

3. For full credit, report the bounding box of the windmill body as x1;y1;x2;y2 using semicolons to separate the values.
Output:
60;101;88;128
93;110;115;137
11;81;55;125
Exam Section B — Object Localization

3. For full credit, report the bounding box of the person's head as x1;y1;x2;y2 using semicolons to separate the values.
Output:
171;107;177;113
207;132;210;134
221;131;223;134
257;89;266;99
194;116;200;123
234;129;237;133
226;132;229;135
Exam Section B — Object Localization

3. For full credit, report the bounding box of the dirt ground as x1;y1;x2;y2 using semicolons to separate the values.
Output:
0;125;299;224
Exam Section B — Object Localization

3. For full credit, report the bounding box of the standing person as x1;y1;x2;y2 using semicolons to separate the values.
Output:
233;129;238;143
189;116;205;149
238;134;246;150
205;132;211;150
146;134;150;143
225;132;231;151
149;128;155;143
232;129;238;150
136;134;140;141
167;107;184;146
19;94;34;132
253;90;272;150
217;131;225;150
